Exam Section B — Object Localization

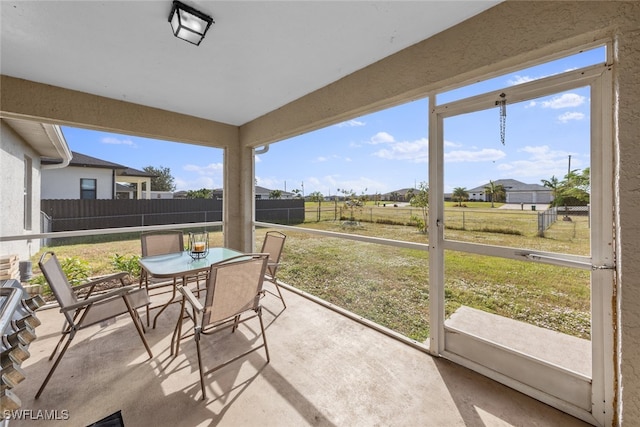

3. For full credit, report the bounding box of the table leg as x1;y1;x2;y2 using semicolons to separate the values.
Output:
152;277;177;329
171;294;186;357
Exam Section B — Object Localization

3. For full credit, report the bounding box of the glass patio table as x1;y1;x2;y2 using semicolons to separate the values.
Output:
139;248;245;328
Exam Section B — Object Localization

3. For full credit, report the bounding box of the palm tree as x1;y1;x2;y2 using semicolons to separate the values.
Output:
541;175;562;206
563;168;590;203
452;187;469;207
484;180;505;208
269;189;282;199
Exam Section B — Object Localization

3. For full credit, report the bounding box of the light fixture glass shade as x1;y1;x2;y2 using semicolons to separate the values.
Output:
168;1;213;46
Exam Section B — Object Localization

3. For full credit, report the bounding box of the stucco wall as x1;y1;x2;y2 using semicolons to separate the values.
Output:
615;25;640;425
0;120;41;261
42;166;114;199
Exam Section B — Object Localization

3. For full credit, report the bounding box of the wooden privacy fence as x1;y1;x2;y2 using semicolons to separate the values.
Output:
41;199;304;231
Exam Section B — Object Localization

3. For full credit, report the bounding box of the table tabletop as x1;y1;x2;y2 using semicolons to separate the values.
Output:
139;247;245;278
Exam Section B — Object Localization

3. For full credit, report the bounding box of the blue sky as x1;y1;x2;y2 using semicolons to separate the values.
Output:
61;46;604;197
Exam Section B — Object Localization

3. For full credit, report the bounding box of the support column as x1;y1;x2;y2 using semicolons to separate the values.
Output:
223;139;254;252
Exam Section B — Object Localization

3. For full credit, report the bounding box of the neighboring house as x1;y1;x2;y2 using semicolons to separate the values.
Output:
467;179;553;204
41;151;155;200
256;185;295;199
382;188;417;202
209;186;295;200
119;183;173;199
0;118;72;261
139;191;174;199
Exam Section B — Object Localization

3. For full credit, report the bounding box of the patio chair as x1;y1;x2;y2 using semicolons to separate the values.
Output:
36;251;152;399
175;253;270;400
140;229;185;258
260;231;287;308
140;230;203;326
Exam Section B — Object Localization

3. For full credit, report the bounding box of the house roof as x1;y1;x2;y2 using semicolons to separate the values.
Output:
0;2;500;127
256;186;276;194
42;151;155;178
3;118;72;163
382;188;417;197
119;167;156;178
67;151;126;169
467;179;548;193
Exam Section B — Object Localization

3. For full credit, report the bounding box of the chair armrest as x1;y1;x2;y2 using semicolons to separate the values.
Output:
72;272;129;291
61;285;137;312
178;286;203;313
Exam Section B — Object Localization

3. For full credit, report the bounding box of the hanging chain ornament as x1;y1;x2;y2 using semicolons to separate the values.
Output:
496;92;507;145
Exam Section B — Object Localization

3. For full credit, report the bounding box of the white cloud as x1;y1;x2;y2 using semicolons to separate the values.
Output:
101;136;135;146
444;148;506;163
333;177;387;195
497;158;568;180
315;154;350;163
444;139;462;148
558;111;585;123
369;131;395;145
507;75;535;85
336;119;366;127
540;93;586;109
174;176;216;191
297;174;391;195
372;137;428;162
490;145;583;181
255;176;282;190
519;145;571;160
183;162;223;176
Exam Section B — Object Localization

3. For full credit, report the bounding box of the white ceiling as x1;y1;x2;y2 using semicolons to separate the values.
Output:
1;1;500;126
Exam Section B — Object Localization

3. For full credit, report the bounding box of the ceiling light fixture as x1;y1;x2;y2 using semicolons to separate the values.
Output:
168;1;214;46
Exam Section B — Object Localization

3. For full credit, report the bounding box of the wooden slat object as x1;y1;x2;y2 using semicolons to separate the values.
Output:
0;254;20;280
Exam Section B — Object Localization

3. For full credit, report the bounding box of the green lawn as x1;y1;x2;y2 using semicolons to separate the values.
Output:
33;209;591;342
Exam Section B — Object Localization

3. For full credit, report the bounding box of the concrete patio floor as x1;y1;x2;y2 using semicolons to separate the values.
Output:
10;282;590;426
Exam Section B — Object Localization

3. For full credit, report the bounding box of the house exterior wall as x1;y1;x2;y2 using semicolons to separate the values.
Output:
507;191;553;204
140;191;173;199
0;121;41;261
42;166;114;199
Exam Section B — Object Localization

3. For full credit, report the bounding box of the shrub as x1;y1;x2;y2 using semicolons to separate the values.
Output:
112;253;141;277
410;215;427;234
60;257;92;285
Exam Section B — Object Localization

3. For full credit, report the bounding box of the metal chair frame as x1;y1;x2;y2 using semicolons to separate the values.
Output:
260;231;287;308
36;251;152;399
173;253;270;400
